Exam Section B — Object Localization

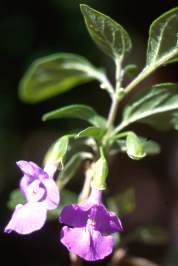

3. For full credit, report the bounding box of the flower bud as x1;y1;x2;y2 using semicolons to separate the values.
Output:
92;148;108;190
126;132;145;160
44;136;69;167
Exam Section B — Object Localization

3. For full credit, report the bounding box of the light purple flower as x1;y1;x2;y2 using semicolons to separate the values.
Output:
59;187;123;261
5;160;60;235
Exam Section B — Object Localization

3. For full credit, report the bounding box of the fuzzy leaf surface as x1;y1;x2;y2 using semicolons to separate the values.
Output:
80;4;132;60
19;53;95;103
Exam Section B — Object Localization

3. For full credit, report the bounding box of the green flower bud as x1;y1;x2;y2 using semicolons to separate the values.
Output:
126;132;145;160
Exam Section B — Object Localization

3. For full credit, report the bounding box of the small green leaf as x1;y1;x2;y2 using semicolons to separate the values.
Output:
77;126;107;142
107;188;135;217
92;148;108;190
80;4;132;60
118;83;178;131
42;104;107;128
7;189;25;209
129;226;168;245
146;7;178;67
43;136;69;166
124;64;139;78
18;53;95;103
58;152;93;189
48;189;78;220
126;132;145;160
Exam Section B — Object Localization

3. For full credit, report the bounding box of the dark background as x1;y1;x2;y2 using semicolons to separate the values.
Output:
0;0;178;265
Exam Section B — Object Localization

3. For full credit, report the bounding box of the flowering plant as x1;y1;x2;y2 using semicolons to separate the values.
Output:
5;4;178;263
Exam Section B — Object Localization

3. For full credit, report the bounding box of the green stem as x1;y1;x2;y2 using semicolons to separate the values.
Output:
124;66;152;95
112;130;132;140
115;57;123;90
66;62;114;97
106;58;123;128
98;72;115;97
111;65;162;135
110;63;166;135
123;50;176;98
111;121;129;136
106;94;120;127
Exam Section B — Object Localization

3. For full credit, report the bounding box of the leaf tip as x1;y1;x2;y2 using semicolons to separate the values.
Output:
80;3;89;10
80;4;87;14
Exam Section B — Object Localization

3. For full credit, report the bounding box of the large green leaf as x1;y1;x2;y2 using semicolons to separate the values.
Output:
125;8;178;94
117;83;178;131
18;53;96;103
146;7;178;67
42;104;107;128
80;4;132;60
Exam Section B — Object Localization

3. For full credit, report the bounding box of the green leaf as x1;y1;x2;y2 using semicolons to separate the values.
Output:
42;104;107;128
43;135;69;166
118;83;178;131
80;4;132;60
18;53;95;103
124;64;139;78
107;188;135;217
58;152;93;189
126;132;146;160
77;126;107;142
129;226;168;245
48;189;78;220
7;189;25;209
146;7;178;67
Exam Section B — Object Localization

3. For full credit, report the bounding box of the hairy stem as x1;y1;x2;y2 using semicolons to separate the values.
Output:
123;52;175;99
106;58;123;128
107;95;120;127
124;66;151;95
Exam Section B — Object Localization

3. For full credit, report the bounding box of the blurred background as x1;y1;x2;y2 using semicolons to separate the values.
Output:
0;0;178;265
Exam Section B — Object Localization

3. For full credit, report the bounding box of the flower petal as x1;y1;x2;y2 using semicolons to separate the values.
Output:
19;175;29;197
108;211;123;232
25;180;47;202
59;204;90;227
43;163;57;179
4;202;47;234
93;205;123;233
42;179;60;210
16;161;48;180
60;226;113;261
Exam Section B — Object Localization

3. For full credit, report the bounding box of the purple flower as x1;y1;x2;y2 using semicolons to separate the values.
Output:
5;160;60;235
59;187;123;261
